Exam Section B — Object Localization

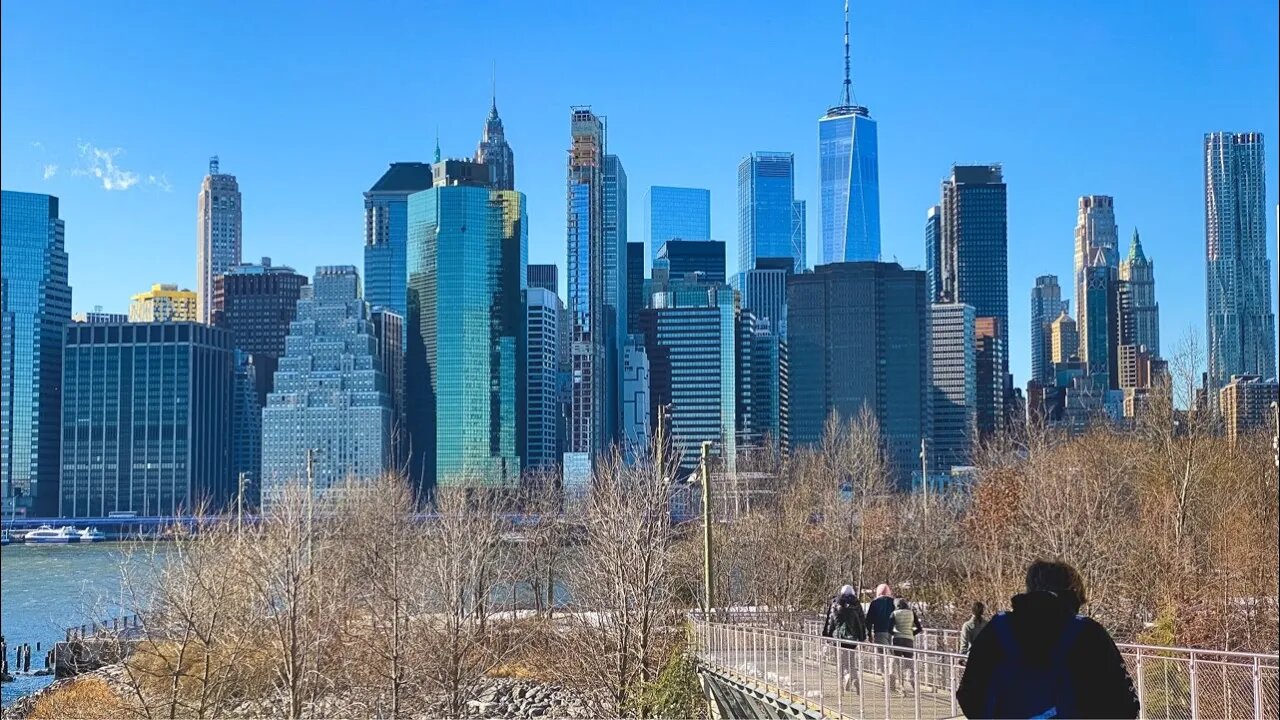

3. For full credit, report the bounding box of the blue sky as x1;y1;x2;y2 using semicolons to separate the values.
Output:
2;1;1277;386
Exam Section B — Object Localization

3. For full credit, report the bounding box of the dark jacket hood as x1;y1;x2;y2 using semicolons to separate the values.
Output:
1007;590;1077;664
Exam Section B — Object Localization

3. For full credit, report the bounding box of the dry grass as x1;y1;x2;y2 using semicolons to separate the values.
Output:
27;675;128;720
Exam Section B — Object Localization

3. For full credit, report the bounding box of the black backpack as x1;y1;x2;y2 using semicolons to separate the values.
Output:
982;612;1086;719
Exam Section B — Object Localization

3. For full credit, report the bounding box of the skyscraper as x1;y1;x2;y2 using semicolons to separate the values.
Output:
1;191;71;515
363;162;435;320
196;157;242;323
129;284;199;322
1030;275;1064;384
622;338;651;463
475;92;515;191
1118;229;1159;356
1050;310;1079;365
924;205;942;302
1081;257;1116;386
1219;374;1280;445
626;241;645;335
230;351;262;499
261;266;392;507
657;240;726;285
61;322;233;517
647;186;711;262
787;262;929;484
371;308;405;462
791;200;807;272
738;152;802;273
1205;132;1276;390
939;165;1008;409
211;257;308;403
1074;195;1120;324
527;264;558;294
741;257;792;338
566;108;609;460
930;303;977;473
526;287;564;471
819;3;880;264
737;311;789;454
603;153;628;454
406;160;523;488
975;317;1005;439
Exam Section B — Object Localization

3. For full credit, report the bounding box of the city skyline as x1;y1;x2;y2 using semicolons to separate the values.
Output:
2;2;1278;389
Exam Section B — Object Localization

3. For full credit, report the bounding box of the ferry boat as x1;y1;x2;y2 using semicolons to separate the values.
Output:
78;527;108;542
23;525;82;544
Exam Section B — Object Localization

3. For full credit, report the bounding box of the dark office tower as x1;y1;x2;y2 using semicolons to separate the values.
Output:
363;162;434;320
1030;275;1064;384
1205;132;1274;391
738;311;789;454
1082;254;1117;387
626;241;645;335
60;322;233;517
527;264;559;294
940;165;1008;415
1118;229;1159;356
230;351;261;500
787;262;930;485
406;160;523;489
742;257;793;338
603;153;627;456
475;90;515;191
2;191;71;515
196;157;242;324
372;308;405;463
566;108;609;460
930;303;976;472
925;205;942;302
657;239;727;285
212;257;308;404
975;317;1005;439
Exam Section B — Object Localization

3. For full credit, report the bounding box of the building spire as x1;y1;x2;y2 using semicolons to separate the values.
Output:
491;61;497;114
842;0;852;106
209;155;220;176
434;127;441;163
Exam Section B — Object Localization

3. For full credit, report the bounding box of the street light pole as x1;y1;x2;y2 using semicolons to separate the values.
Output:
700;441;714;620
920;437;929;521
305;448;315;567
236;472;248;538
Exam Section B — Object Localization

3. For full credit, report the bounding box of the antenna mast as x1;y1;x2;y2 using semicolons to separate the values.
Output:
842;0;852;106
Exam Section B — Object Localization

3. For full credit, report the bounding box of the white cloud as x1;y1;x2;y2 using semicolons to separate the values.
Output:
72;142;140;191
32;140;45;150
43;164;58;180
146;174;173;192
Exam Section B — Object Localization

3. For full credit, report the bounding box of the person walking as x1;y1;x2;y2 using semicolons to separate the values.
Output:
865;584;897;686
821;584;867;692
960;601;989;658
890;598;923;693
956;559;1140;719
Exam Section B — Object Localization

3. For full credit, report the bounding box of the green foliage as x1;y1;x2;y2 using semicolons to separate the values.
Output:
627;638;708;720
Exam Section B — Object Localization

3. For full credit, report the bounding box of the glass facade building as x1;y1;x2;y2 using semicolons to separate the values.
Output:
930;303;977;473
647;186;711;263
526;287;563;470
1073;195;1119;329
657;239;726;285
1030;275;1064;384
261;266;392;508
819;108;880;264
60;322;233;517
363;162;434;321
196;157;242;323
2;191;71;515
924;205;942;302
738;152;802;273
527;264;558;294
231;350;262;502
741;257;792;338
566;109;609;458
737;311;788;454
787;262;929;485
406;162;523;488
1204;131;1275;390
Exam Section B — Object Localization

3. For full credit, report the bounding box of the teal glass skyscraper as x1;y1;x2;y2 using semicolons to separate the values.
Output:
738;152;801;273
407;159;523;488
648;186;710;263
819;4;880;264
2;191;71;515
363;162;434;319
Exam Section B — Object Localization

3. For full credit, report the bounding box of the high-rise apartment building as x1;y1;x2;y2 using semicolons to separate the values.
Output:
940;165;1008;410
788;262;929;484
1050;310;1079;365
129;284;198;322
647;186;711;262
261;266;392;507
930;303;977;473
363;162;434;320
1074;195;1119;324
925;206;942;302
196;157;242;323
566;108;610;460
475;94;515;191
657;239;726;285
526;287;564;471
975;317;1005;439
406;160;524;488
1219;374;1279;445
741;257;792;338
603;153;628;455
61;322;233;517
819;4;880;264
1205;132;1276;390
1030;275;1064;384
1118;229;1159;356
527;264;558;294
211;257;308;403
641;283;738;475
2;191;71;515
1081;257;1117;386
739;152;802;273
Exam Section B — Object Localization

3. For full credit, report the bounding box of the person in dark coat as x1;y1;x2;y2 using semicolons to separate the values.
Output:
822;584;868;691
956;560;1140;719
865;583;897;682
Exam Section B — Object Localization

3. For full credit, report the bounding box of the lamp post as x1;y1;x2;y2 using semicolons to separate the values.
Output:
700;441;714;620
236;473;251;538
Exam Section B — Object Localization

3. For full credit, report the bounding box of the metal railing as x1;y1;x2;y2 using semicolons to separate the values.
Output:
702;615;1280;719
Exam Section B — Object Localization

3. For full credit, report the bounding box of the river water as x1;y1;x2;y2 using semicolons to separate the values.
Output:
0;542;151;707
